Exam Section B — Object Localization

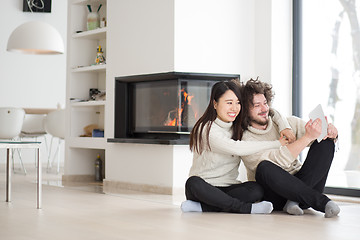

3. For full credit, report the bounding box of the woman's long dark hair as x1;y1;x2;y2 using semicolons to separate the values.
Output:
189;79;244;154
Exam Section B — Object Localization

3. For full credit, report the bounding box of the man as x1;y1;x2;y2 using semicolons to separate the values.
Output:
240;78;340;218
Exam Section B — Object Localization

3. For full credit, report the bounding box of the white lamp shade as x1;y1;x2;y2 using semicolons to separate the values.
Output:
7;21;64;55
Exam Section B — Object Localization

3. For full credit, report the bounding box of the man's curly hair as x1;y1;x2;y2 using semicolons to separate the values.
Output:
241;77;275;130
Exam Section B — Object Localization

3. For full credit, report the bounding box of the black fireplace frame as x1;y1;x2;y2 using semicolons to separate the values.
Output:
108;72;240;145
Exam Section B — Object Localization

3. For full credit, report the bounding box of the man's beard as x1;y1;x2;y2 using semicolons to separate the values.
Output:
250;112;269;126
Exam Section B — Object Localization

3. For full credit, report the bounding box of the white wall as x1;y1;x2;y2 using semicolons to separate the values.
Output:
174;0;256;78
254;0;271;82
254;0;292;115
270;0;292;115
0;1;67;164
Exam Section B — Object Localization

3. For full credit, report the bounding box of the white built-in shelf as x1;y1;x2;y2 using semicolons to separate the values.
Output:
68;137;106;149
71;100;106;107
73;27;107;40
66;0;108;173
73;0;106;6
71;64;106;73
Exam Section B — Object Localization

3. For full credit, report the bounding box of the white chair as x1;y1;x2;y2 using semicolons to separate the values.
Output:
0;107;26;173
20;114;48;169
44;109;65;173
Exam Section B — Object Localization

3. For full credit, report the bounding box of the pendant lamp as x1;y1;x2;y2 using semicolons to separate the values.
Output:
7;21;64;55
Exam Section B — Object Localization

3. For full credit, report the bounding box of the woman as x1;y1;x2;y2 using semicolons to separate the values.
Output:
181;80;291;214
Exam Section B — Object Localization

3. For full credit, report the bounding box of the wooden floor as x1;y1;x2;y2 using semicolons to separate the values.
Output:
1;165;360;240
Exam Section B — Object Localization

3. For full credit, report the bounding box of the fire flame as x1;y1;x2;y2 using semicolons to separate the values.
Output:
164;88;195;127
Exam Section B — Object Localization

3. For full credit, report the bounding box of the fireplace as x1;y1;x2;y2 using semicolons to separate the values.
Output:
109;72;240;144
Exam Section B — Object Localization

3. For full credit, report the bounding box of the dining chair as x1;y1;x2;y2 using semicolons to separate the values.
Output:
0;107;26;173
44;109;65;173
20;114;48;169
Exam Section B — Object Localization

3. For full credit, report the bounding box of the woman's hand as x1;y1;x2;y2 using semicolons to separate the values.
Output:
279;136;289;146
280;128;296;143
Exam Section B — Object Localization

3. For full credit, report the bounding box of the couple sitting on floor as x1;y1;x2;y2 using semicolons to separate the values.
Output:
181;78;340;218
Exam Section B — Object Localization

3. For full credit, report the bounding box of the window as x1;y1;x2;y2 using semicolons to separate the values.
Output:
294;0;360;196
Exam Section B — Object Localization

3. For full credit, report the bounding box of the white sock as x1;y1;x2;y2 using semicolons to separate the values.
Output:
283;200;304;215
251;201;273;214
325;201;340;218
181;200;202;212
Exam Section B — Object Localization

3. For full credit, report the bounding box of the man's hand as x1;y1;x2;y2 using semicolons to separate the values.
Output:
285;118;322;158
280;128;296;143
323;117;338;140
304;118;322;141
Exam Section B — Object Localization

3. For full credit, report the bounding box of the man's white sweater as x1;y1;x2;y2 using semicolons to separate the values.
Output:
241;116;306;181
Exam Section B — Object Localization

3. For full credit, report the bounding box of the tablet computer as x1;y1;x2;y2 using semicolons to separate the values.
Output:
308;104;328;142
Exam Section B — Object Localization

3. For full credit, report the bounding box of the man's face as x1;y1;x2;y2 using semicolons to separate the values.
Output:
249;93;270;128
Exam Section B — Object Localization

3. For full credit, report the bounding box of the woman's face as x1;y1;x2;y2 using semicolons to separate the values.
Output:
213;90;241;123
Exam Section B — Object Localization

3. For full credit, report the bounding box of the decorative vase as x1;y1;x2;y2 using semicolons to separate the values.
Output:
87;12;99;31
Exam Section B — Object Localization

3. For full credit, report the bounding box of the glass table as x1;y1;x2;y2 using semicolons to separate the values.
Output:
0;141;42;209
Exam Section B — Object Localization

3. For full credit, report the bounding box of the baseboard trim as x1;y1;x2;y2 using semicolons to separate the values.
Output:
103;179;172;195
62;174;95;182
